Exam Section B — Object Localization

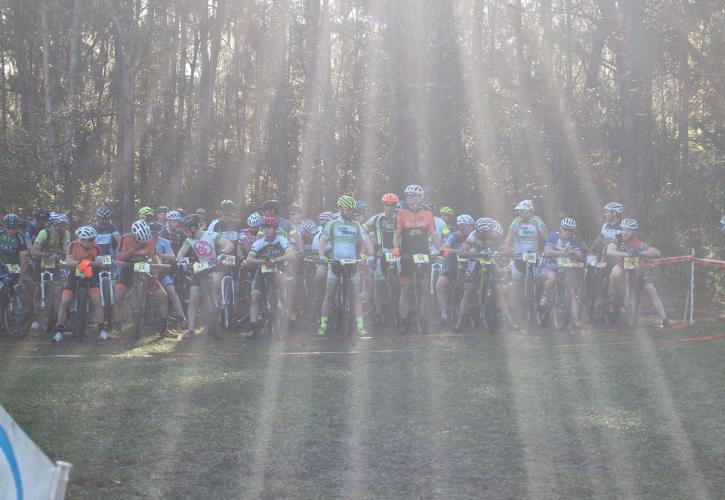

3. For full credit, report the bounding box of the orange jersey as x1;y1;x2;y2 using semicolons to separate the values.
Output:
116;234;156;261
67;241;100;262
396;208;435;254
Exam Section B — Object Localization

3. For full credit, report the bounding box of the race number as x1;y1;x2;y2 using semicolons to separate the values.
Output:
219;254;236;266
6;264;21;274
479;257;495;265
385;252;400;263
556;257;572;267
412;254;429;264
339;258;358;265
192;261;210;273
261;264;277;274
134;262;151;273
522;253;537;264
41;257;57;269
623;257;640;270
96;255;113;266
586;255;598;266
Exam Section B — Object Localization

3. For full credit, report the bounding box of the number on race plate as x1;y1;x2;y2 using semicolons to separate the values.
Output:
134;262;151;273
261;264;277;274
41;257;57;269
192;261;210;273
96;255;112;266
385;252;400;263
339;258;358;265
219;254;236;266
556;257;572;267
623;257;640;270
586;255;598;266
479;257;495;265
412;254;429;264
6;264;21;274
523;252;537;264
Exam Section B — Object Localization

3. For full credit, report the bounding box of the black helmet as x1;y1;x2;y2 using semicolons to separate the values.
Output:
155;206;169;214
220;199;235;210
33;207;50;219
148;222;164;234
260;200;280;212
181;214;201;227
96;206;112;220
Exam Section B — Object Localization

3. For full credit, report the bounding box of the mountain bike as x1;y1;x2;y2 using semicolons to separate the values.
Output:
0;264;32;338
478;251;499;334
515;252;539;325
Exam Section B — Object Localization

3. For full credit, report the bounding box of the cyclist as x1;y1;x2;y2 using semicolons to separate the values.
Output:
365;193;399;325
195;208;209;230
310;211;336;311
52;226;109;342
208;200;242;248
393;185;442;334
539;217;584;328
590;202;624;254
286;203;307;324
240;212;262;255
605;218;670;327
24;207;50;252
455;217;503;331
161;210;187;254
354;200;369;224
92;207;121;257
176;214;234;339
435;214;474;325
155;206;168;224
317;195;375;337
244;216;296;337
502;199;548;264
149;222;187;325
112;220;174;338
1;213;29;285
439;206;456;231
138;206;155;223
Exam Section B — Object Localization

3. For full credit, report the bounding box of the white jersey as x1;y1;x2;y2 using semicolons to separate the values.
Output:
185;231;222;263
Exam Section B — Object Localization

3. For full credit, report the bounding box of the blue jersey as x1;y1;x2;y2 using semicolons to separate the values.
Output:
542;232;582;267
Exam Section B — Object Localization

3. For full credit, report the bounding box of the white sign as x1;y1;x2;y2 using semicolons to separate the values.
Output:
0;405;71;500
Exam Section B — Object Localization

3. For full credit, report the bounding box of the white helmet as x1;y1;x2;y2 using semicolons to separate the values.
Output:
319;211;336;224
131;220;152;243
49;212;70;225
475;217;503;234
404;184;425;197
166;210;182;221
75;225;97;240
301;219;318;234
515;199;534;211
560;217;577;230
456;214;475;226
246;212;262;228
620;218;639;230
603;202;624;214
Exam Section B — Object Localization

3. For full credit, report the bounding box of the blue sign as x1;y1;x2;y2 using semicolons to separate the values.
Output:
0;424;23;500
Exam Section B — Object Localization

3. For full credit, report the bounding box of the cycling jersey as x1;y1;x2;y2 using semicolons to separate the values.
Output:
68;241;100;262
208;219;242;245
116;234;156;262
0;230;24;265
185;231;223;263
396;207;436;254
442;231;467;276
615;236;649;255
155;236;174;257
92;222;120;256
509;215;546;254
430;217;451;253
322;217;369;261
161;226;186;254
366;212;396;250
256;217;298;242
541;232;582;268
250;235;290;260
34;228;71;253
600;222;621;248
24;220;45;246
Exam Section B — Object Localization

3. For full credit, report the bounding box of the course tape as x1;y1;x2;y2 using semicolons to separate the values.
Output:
634;255;725;268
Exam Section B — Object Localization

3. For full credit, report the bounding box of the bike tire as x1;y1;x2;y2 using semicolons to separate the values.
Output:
222;276;234;330
551;279;570;331
414;273;429;335
623;271;639;330
40;279;57;333
523;267;536;325
480;269;497;334
133;284;148;340
4;286;31;338
75;284;89;342
265;276;277;337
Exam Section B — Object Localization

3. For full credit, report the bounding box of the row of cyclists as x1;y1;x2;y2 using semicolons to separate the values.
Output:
0;186;681;342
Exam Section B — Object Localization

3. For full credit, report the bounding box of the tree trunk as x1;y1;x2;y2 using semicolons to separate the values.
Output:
321;0;337;205
40;1;59;183
60;0;83;209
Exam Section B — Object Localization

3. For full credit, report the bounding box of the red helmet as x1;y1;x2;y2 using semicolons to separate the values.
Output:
381;193;399;204
261;216;278;228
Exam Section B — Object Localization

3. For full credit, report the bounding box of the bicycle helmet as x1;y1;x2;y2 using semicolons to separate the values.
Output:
337;195;356;209
440;206;454;216
75;225;97;240
166;210;182;221
560;217;577;230
381;193;399;204
260;200;280;212
404;184;424;197
355;200;368;210
319;212;336;224
603;202;624;214
620;218;639;230
220;199;235;210
261;216;278;228
301;219;318;234
131;220;152;243
246;212;262;228
456;214;475;226
180;214;201;228
96;206;112;220
3;213;20;227
195;208;208;215
33;207;50;219
49;213;70;226
138;206;154;217
148;222;164;234
475;217;503;234
515;199;534;211
287;203;303;214
155;206;168;214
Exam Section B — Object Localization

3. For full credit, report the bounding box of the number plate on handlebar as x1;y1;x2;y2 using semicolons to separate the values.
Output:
522;253;537;264
586;255;598;266
6;264;21;274
261;264;277;274
557;257;573;267
41;258;57;269
134;262;151;273
96;255;112;266
624;257;640;270
192;262;211;273
385;252;400;263
219;255;236;266
479;257;495;265
339;258;357;265
412;254;429;264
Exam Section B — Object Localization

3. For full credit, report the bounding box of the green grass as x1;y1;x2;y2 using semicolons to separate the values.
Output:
2;322;725;499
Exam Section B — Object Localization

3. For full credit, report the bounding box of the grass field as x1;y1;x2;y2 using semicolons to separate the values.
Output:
2;320;725;499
